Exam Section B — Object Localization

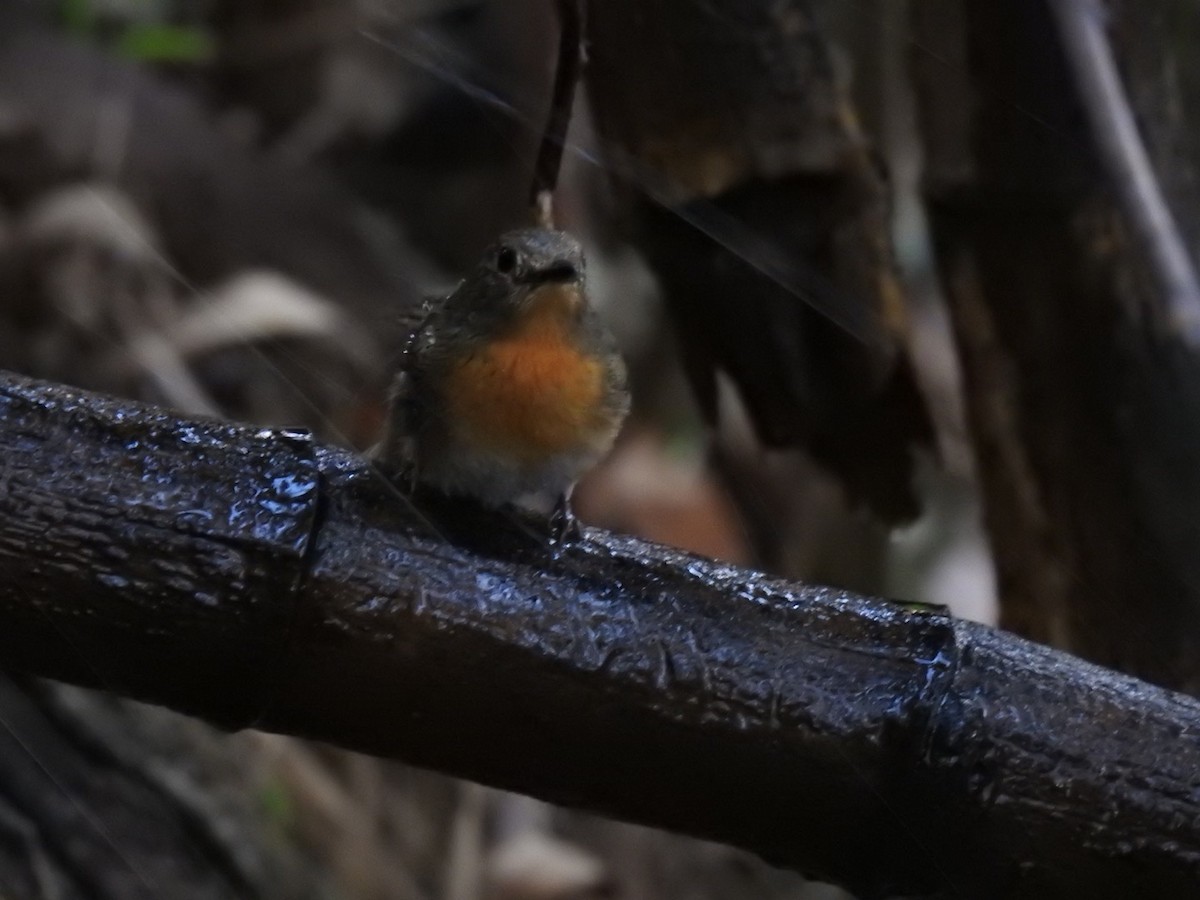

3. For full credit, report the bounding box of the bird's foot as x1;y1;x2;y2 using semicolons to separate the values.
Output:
549;491;581;550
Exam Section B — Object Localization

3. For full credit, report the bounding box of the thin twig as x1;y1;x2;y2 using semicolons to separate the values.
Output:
530;0;585;227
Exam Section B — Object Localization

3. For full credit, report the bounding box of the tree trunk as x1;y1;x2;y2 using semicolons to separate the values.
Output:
912;0;1200;692
585;0;935;528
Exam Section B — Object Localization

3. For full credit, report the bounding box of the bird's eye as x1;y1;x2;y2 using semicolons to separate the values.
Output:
495;247;518;274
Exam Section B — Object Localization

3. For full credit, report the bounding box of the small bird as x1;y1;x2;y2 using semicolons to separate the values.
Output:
380;228;630;540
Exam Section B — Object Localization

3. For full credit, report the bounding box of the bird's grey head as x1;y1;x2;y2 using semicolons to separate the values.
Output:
447;228;588;326
488;228;584;284
472;227;584;293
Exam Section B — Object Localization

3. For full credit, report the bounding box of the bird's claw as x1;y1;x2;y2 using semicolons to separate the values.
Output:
549;492;581;549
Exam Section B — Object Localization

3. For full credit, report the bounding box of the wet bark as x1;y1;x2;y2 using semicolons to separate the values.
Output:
1;371;1199;899
911;0;1200;692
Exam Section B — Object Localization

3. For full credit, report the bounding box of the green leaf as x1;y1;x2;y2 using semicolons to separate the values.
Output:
115;24;215;63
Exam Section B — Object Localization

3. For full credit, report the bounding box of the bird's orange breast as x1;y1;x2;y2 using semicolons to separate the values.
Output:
444;286;612;462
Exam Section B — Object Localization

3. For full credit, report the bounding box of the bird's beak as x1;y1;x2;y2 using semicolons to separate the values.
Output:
520;262;580;285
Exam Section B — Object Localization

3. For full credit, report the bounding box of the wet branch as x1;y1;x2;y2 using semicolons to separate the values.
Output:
0;370;1198;899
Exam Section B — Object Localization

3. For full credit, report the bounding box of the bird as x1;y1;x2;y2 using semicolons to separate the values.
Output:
378;227;630;541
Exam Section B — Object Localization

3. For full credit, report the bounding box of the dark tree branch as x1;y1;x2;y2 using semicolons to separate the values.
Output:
0;370;1199;899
